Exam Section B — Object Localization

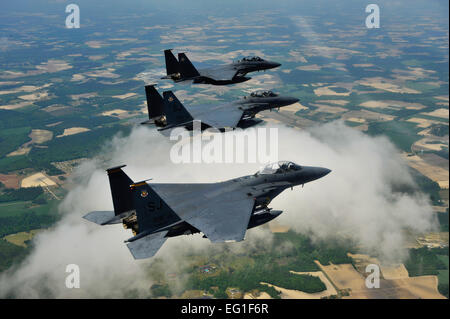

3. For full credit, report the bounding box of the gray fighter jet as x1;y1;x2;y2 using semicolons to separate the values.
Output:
83;161;331;259
161;49;281;85
141;85;299;132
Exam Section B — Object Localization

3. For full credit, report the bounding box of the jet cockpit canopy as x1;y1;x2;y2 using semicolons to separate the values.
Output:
249;90;278;98
256;161;302;175
240;56;265;62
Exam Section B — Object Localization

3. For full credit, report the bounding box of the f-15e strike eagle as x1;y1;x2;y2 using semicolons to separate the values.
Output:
83;162;330;259
140;85;299;131
161;49;281;85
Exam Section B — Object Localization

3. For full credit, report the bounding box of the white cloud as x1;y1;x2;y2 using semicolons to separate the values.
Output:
0;122;437;297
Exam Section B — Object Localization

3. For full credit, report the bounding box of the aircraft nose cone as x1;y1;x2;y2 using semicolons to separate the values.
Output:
280;97;299;106
267;61;281;69
317;168;331;178
289;97;300;104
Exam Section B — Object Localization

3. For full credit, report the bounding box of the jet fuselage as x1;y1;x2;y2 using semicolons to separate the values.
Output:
233;60;281;74
237;95;299;119
144;163;331;238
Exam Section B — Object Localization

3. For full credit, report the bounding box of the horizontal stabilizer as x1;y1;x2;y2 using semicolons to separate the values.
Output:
126;230;168;259
83;211;117;225
140;119;156;125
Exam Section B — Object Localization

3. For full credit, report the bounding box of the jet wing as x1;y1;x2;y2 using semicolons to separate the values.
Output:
126;230;168;259
187;196;254;242
190;103;244;128
199;65;239;81
151;183;255;243
250;181;293;190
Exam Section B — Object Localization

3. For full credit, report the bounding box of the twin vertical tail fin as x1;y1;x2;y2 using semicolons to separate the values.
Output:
161;91;194;129
162;50;199;81
107;165;134;216
83;165;134;225
129;182;181;235
164;49;180;77
126;180;181;258
83;167;181;259
144;85;164;119
178;53;200;79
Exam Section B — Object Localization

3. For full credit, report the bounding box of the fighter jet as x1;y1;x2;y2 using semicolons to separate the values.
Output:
161;49;281;85
83;161;331;259
141;85;299;132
